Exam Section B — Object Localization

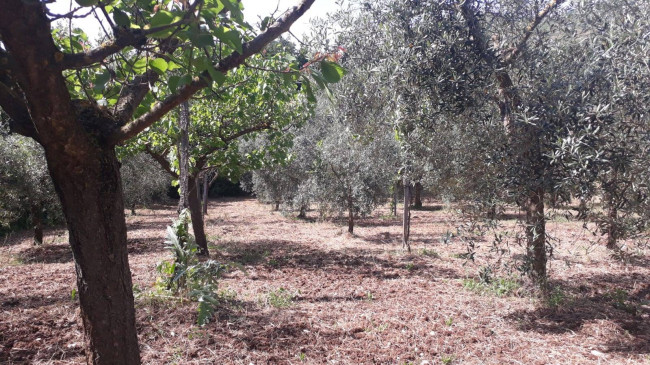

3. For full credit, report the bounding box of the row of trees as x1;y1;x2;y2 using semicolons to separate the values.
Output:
247;0;650;286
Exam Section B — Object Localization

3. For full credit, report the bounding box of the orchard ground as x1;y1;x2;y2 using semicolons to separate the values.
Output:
1;198;649;364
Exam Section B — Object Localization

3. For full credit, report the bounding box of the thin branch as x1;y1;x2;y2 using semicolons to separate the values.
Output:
504;0;567;65
144;145;178;178
60;1;200;70
0;81;39;140
110;0;317;145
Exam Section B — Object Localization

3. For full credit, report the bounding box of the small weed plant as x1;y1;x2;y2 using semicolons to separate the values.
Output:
419;248;440;258
155;209;227;325
267;287;296;308
463;268;520;297
441;354;455;364
546;286;571;308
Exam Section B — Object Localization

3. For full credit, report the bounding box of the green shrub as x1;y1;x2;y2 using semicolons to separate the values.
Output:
156;209;227;325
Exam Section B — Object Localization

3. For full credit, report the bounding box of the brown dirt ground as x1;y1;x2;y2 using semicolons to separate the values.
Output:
1;198;649;364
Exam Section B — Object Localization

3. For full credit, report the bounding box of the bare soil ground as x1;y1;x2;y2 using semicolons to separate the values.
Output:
1;198;649;364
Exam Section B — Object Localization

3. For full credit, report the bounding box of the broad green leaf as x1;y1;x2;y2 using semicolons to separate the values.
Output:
148;11;183;38
113;9;131;28
168;75;180;93
194;33;215;48
149;58;169;75
320;60;345;83
206;66;226;86
201;0;225;20
193;56;211;71
303;79;316;103
215;27;243;54
133;57;147;72
93;70;111;92
74;0;98;7
150;10;174;27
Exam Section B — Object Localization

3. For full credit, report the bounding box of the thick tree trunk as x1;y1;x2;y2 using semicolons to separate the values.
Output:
188;175;209;256
414;182;423;209
46;146;140;364
178;101;191;213
403;180;411;252
30;201;43;245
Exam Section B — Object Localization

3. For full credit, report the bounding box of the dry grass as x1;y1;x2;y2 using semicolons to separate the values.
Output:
1;198;648;364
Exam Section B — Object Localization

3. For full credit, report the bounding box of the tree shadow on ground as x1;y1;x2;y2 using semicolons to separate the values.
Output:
16;243;73;264
411;204;444;211
1;292;72;311
506;273;650;356
0;293;83;363
216;239;460;281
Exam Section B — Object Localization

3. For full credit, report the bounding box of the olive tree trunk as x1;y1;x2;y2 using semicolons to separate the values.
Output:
30;201;43;245
347;196;355;234
414;182;423;209
403;179;412;252
391;180;399;216
526;187;547;285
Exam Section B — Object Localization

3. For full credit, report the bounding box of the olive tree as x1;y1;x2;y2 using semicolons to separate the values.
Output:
0;134;62;243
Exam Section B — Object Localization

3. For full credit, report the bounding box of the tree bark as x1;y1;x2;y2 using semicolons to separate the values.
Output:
403;180;412;252
604;187;619;250
202;172;209;216
526;187;547;286
298;205;307;219
460;0;561;289
391;180;399;217
187;175;209;256
177;101;191;213
605;199;618;249
347;197;355;234
414;182;423;209
577;196;588;220
46;145;140;365
30;201;43;245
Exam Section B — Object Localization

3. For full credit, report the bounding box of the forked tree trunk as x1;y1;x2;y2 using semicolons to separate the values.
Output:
403;180;412;252
30;201;43;245
414;182;423;209
46;145;140;364
188;175;209;256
